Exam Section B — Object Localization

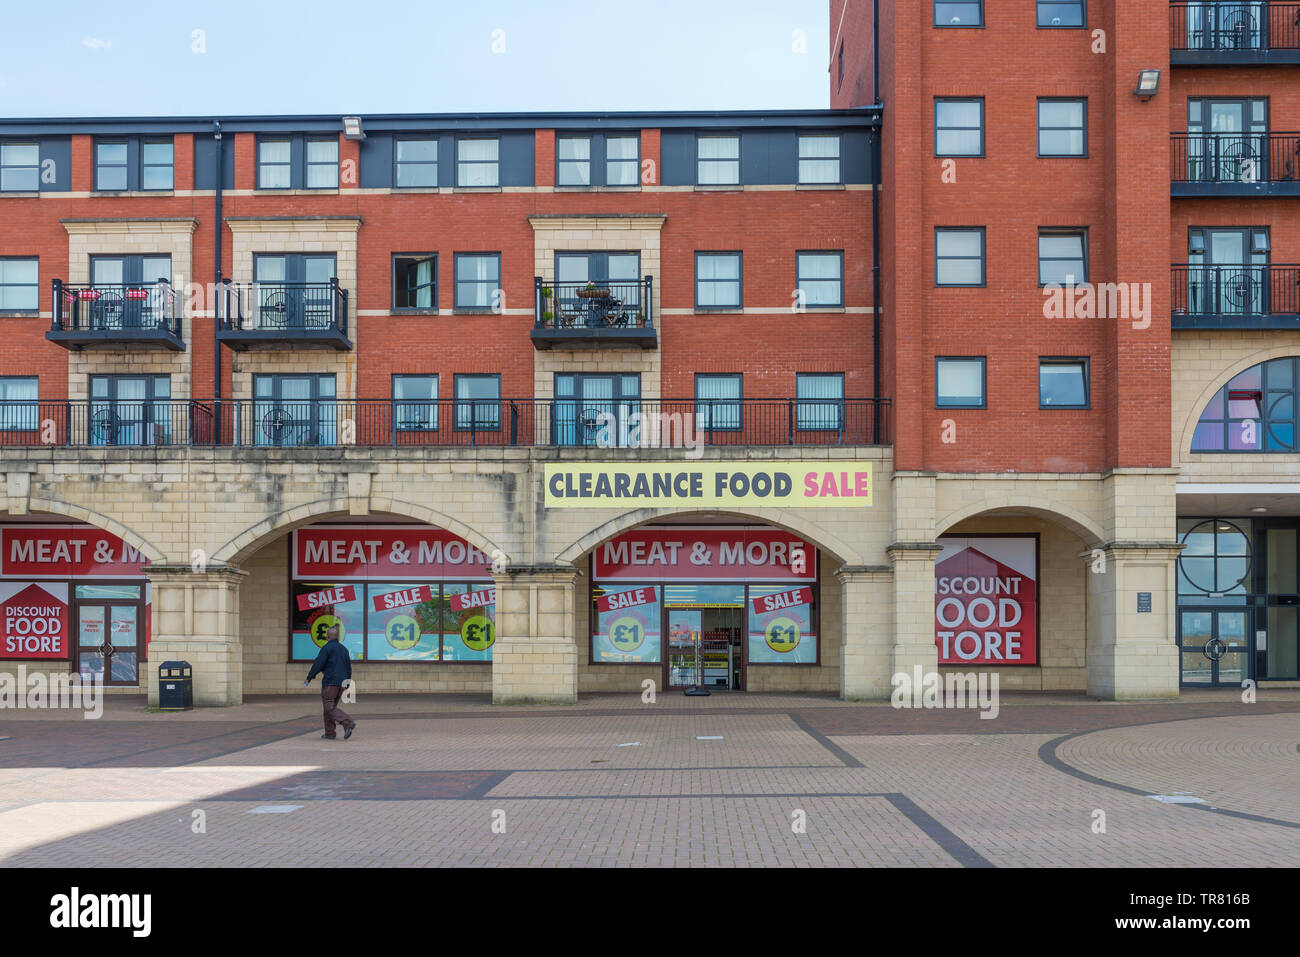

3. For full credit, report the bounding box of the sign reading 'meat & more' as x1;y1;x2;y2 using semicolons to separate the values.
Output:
545;463;872;508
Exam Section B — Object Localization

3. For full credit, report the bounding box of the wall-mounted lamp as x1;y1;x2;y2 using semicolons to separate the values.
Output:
342;116;365;140
1134;69;1161;100
213;119;222;140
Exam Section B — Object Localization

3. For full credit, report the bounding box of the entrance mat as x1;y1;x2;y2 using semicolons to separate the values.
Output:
213;769;510;802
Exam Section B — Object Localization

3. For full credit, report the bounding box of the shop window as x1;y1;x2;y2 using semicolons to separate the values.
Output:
1192;357;1300;452
592;584;662;663
748;584;817;664
935;99;984;157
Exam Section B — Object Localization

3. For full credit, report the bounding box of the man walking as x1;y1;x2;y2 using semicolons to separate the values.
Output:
304;624;357;740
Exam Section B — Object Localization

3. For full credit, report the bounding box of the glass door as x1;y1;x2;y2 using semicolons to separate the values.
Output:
89;375;171;446
254;374;336;447
75;598;142;687
1256;524;1300;680
553;373;641;447
1188;228;1268;316
555;252;640;328
254;255;336;329
90;255;171;329
1178;608;1251;687
1188;98;1267;183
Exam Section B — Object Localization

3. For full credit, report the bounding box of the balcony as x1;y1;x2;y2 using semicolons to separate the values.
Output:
46;279;184;351
532;277;657;350
215;279;351;350
1173;264;1300;328
0;398;891;448
1171;133;1300;196
1170;2;1300;65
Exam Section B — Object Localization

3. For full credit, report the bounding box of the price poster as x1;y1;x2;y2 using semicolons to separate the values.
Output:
366;583;442;661
593;585;661;663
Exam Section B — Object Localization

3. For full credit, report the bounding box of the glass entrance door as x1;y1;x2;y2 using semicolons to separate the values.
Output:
1255;524;1300;680
1187;98;1267;183
1178;608;1250;687
75;599;142;687
662;584;745;690
554;373;641;447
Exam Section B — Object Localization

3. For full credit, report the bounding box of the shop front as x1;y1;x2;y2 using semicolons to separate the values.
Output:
0;523;151;688
1176;517;1300;687
287;525;497;666
589;525;819;691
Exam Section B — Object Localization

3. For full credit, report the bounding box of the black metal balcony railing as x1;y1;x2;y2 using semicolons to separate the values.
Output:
1170;2;1300;53
0;398;892;449
1172;264;1300;323
50;279;181;336
217;279;348;335
1171;132;1300;186
535;278;654;331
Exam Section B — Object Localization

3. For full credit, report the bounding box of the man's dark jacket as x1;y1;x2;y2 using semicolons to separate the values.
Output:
307;640;352;686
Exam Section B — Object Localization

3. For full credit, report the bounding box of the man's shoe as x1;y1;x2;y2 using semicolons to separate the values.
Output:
344;724;355;740
321;733;336;740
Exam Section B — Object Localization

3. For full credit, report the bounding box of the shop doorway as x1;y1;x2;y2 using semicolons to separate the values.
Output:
73;584;145;687
664;584;746;691
1177;607;1250;687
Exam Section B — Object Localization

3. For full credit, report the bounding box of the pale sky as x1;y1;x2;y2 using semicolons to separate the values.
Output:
0;0;834;117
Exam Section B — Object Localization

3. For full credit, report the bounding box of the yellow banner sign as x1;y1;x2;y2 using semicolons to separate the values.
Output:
544;462;872;509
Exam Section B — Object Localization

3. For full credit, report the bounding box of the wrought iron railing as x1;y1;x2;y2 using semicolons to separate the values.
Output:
0;398;891;448
1171;132;1300;184
535;277;654;331
50;279;180;335
217;279;348;335
1172;264;1300;316
1170;2;1300;51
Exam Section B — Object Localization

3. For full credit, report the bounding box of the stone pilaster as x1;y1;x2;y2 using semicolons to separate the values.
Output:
146;564;247;707
1084;543;1182;700
492;564;580;705
888;542;942;682
836;564;894;699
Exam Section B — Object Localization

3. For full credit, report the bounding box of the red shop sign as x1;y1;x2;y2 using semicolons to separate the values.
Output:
1;582;68;659
750;586;812;615
293;526;492;581
934;537;1038;666
594;527;815;582
371;584;434;612
0;526;150;578
296;585;358;612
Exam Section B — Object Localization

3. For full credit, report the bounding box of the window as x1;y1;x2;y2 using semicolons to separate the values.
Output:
796;374;844;430
1192;358;1300;452
89;375;171;446
0;143;39;192
395;138;438;188
935;99;984;157
1038;0;1084;27
258;138;291;189
606;135;639;186
837;43;845;89
306;139;338;188
95;141;128;191
695;374;742;431
695;252;742;308
935;1;983;26
456;138;499;187
0;258;38;311
253;374;336;447
454;253;500;310
935;228;985;286
1187;98;1268;184
697;135;740;185
455;375;500;431
796;252;844;307
393;375;438;431
936;357;986;408
1039;229;1088;285
557;136;591;186
1039;358;1089;408
554;374;642;447
798;135;841;183
89;255;172;328
253;255;336;329
1038;99;1086;156
393;255;437;310
0;377;37;431
141;140;174;190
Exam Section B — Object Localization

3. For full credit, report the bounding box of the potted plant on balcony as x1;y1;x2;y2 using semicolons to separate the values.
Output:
577;281;610;299
635;309;645;328
541;309;555;327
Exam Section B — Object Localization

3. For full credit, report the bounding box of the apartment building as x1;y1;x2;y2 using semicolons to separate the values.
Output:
832;0;1300;693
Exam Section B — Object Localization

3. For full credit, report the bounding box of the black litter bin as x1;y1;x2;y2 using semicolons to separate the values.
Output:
158;661;193;711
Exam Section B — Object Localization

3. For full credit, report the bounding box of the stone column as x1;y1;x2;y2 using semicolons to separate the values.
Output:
492;564;580;705
146;564;248;707
1084;544;1182;700
889;542;942;683
836;565;894;699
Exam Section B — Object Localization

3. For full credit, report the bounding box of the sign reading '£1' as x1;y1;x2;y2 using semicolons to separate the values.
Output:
545;463;873;509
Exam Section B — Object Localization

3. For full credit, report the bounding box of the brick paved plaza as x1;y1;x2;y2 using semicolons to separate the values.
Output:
0;690;1297;867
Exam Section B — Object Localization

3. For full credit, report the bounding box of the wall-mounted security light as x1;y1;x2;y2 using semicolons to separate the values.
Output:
342;116;365;140
213;119;222;140
1134;69;1161;100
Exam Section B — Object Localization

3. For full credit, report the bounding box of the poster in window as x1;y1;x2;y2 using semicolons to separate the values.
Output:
593;584;661;663
291;581;365;661
748;585;816;664
367;583;441;661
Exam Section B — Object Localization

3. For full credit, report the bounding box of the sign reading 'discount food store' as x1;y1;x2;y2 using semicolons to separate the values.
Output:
544;463;872;508
934;536;1038;666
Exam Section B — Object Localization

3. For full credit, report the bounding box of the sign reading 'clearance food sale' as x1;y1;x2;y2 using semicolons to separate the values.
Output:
544;463;872;509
